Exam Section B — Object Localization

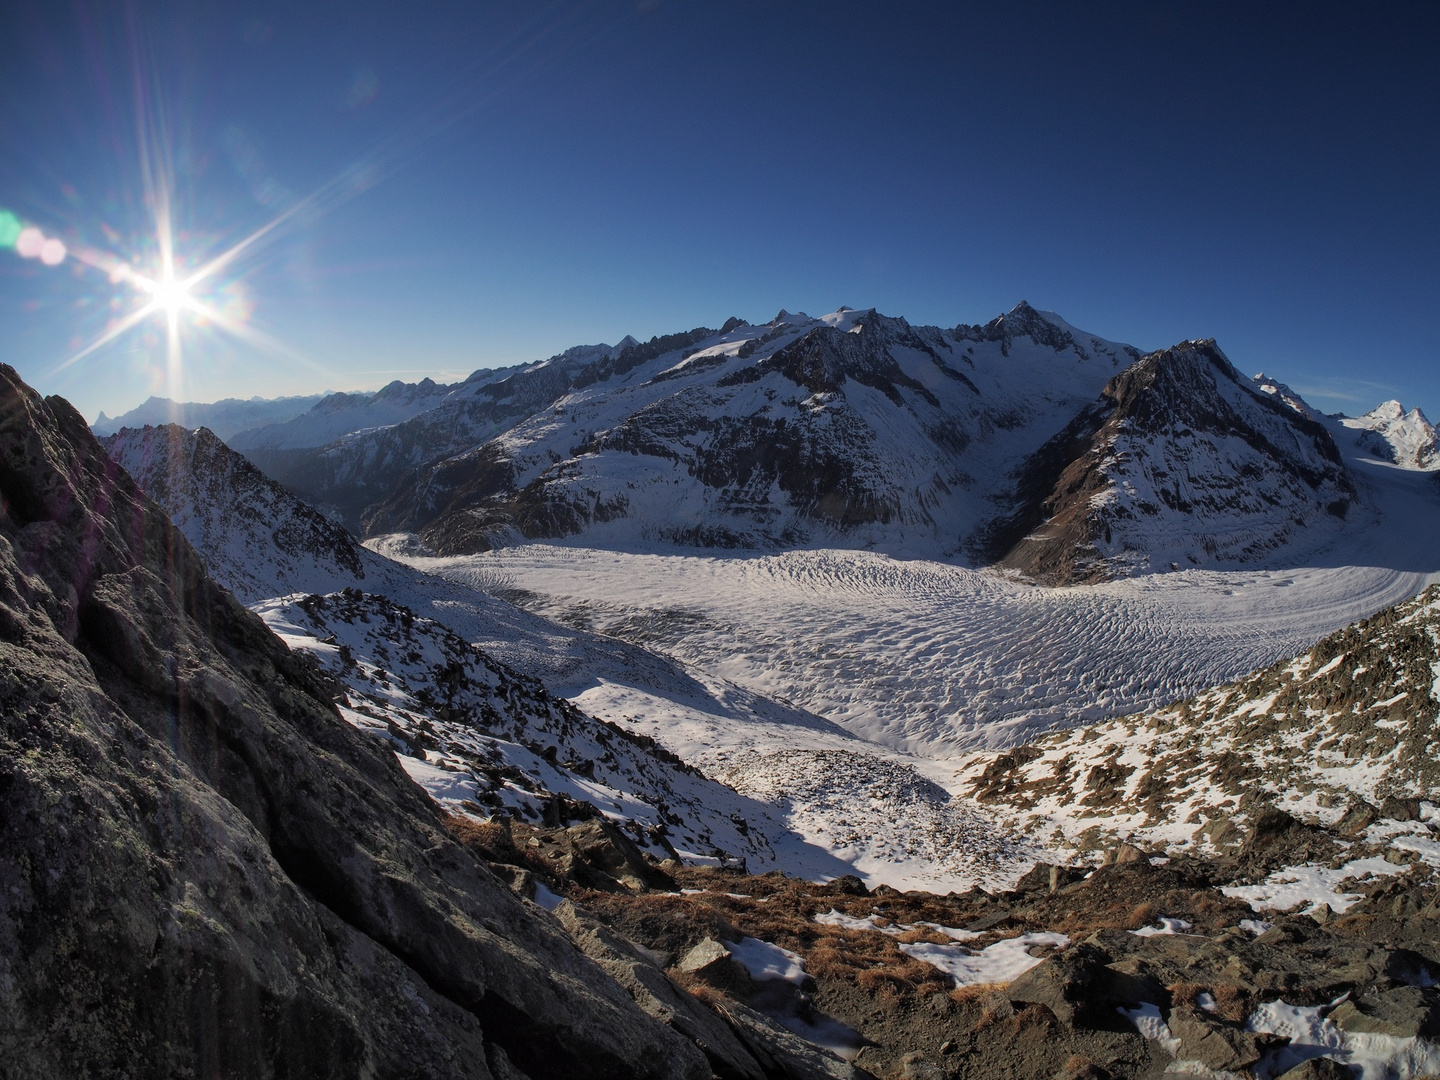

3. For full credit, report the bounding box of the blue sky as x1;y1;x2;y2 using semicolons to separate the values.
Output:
1;1;1437;422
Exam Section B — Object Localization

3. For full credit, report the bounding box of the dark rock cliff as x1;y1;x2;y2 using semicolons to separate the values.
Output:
0;364;708;1079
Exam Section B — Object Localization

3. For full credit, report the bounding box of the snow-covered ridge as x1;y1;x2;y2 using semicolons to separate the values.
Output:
105;421;1043;889
988;340;1357;583
101;423;370;604
257;588;795;869
363;302;1142;562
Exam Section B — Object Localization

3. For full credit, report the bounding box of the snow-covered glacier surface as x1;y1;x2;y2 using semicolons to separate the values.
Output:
375;449;1440;759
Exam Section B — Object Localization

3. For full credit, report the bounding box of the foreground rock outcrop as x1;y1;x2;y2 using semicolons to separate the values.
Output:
499;830;1440;1080
0;363;711;1078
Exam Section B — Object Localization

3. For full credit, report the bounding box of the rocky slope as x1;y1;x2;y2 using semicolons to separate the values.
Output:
472;820;1440;1080
102;423;370;604
100;421;845;875
983;340;1357;583
956;582;1440;859
0;363;720;1079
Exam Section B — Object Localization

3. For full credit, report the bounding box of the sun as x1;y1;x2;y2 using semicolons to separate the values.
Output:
146;273;191;317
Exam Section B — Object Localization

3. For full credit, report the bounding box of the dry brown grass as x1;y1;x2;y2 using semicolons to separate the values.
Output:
1005;1002;1058;1035
947;983;1006;1006
1124;902;1159;930
1166;980;1249;1024
1168;981;1204;1007
443;814;518;860
579;890;743;956
1207;983;1251;1024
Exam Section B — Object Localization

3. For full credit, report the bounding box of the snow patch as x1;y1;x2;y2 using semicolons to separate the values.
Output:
726;938;808;985
899;932;1069;987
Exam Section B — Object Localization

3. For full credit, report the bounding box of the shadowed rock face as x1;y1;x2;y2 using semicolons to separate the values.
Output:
0;364;707;1079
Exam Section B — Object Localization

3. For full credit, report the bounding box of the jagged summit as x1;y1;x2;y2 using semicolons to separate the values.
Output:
127;300;1437;581
352;303;1140;558
956;300;1141;363
91;391;325;440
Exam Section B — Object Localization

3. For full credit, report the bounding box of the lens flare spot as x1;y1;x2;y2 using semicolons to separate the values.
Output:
16;227;44;258
0;211;21;248
40;238;67;266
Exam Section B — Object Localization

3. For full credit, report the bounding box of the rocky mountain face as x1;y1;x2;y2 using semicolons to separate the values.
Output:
258;587;789;870
232;344;627;529
218;301;1402;581
0;363;724;1079
359;304;1138;559
99;421;817;875
102;423;369;604
982;340;1357;583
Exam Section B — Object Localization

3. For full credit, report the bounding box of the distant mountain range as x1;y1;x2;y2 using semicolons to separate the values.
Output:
128;301;1437;584
92;392;324;440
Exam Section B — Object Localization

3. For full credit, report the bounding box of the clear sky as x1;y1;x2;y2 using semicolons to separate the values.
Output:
2;1;1437;422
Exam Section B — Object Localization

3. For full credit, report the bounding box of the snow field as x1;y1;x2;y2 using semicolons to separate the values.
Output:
400;542;1439;758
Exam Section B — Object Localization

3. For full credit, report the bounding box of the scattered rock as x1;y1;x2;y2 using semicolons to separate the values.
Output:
709;998;876;1080
554;903;767;1080
1166;1004;1274;1071
1330;985;1440;1039
1241;807;1337;869
1099;844;1148;867
679;938;740;975
1335;800;1379;836
1275;1056;1352;1080
1196;814;1244;849
1379;796;1422;822
1008;943;1112;1025
899;1050;946;1079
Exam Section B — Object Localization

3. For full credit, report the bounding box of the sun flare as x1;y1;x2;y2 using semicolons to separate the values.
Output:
145;273;191;317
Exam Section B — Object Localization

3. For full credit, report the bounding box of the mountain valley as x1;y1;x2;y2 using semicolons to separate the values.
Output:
7;295;1440;1078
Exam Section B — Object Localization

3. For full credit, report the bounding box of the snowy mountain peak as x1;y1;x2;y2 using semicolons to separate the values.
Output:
1251;372;1323;421
91;392;325;440
1340;397;1439;470
956;300;1139;364
102;423;370;604
1363;398;1431;427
